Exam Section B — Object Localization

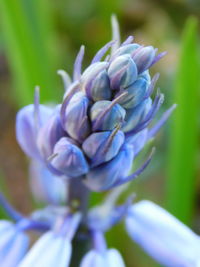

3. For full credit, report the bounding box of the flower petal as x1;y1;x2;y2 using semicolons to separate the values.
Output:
126;200;200;267
18;232;72;267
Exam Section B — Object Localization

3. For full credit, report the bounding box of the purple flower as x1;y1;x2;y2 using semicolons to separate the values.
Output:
16;20;174;192
125;200;200;267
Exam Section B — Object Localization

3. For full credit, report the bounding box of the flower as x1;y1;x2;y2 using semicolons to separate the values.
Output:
16;33;175;192
125;200;200;267
18;213;81;267
80;231;125;267
0;220;29;267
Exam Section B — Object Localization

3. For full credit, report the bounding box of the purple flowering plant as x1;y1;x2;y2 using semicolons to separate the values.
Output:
0;16;200;267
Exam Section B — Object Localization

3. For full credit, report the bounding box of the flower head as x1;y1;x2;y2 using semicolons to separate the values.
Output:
16;30;174;192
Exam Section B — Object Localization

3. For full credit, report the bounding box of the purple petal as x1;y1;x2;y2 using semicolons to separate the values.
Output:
16;104;52;159
109;148;155;189
91;41;115;64
121;36;134;46
147;104;177;141
73;45;85;81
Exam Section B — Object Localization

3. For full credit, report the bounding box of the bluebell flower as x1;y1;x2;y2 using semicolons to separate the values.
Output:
0;220;29;267
18;213;81;267
125;200;200;267
80;231;125;267
15;27;174;191
80;248;125;267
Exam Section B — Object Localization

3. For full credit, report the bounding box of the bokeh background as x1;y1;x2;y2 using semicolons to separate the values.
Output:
0;0;200;266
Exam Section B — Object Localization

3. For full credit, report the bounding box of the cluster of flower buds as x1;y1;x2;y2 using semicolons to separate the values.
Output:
16;35;175;192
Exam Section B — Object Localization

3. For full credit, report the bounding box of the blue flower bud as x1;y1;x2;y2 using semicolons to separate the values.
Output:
84;144;134;191
132;46;156;73
116;77;149;109
37;109;65;159
139;70;151;83
108;54;138;90
81;62;111;101
16;104;52;159
90;100;126;131
82;130;125;167
63;92;91;142
50;137;89;177
122;98;152;133
112;43;140;59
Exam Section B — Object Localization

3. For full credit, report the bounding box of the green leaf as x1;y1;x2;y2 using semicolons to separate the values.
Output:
166;16;199;224
0;0;60;106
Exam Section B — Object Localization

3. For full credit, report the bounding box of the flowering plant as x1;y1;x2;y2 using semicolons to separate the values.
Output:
0;16;199;267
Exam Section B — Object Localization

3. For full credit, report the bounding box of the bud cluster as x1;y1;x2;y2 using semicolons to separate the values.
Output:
16;37;172;192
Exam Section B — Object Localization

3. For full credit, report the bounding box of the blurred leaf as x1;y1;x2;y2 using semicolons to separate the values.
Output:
0;0;60;106
166;16;199;224
0;171;9;219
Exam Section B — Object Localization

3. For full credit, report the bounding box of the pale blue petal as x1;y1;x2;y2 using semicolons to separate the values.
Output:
126;200;200;267
107;249;125;267
80;249;125;267
80;250;105;267
19;232;72;267
16;105;52;159
0;221;29;267
29;160;67;204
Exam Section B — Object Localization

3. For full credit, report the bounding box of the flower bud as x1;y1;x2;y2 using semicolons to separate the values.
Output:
81;62;111;101
122;98;152;133
37;109;65;158
112;43;140;59
139;70;151;83
90;100;126;131
84;144;134;191
108;54;138;90
50;137;89;177
132;46;156;74
16;104;52;159
63;92;91;142
82;130;125;167
116;77;149;109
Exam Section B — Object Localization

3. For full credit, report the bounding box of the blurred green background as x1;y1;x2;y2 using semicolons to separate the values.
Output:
0;0;200;266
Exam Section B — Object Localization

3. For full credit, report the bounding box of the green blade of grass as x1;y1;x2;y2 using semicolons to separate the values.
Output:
166;17;199;224
0;0;59;106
